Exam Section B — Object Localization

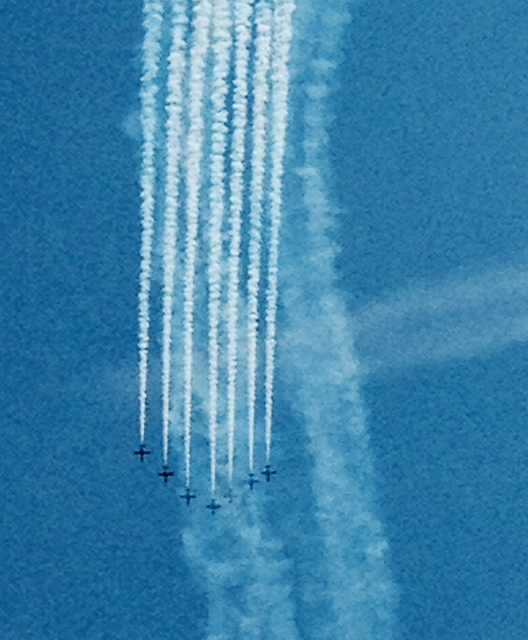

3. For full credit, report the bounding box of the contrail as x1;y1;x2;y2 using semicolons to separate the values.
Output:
226;0;253;486
277;2;397;631
182;0;212;489
161;2;187;467
246;0;272;473
207;0;232;496
138;0;163;445
264;0;295;463
353;263;528;375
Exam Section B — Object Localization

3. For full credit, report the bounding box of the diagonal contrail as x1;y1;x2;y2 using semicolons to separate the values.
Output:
138;0;163;445
161;1;187;467
226;0;253;487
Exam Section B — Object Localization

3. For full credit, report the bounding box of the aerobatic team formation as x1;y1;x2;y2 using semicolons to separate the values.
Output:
136;0;295;513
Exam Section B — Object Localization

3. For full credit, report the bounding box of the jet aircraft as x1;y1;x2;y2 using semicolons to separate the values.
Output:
134;443;151;462
206;498;221;515
261;465;277;482
248;473;259;490
158;465;174;484
179;487;196;506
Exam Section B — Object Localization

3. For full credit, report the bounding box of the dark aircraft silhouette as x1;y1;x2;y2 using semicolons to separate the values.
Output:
179;487;196;506
248;472;259;490
158;465;174;484
261;464;277;482
206;498;221;515
134;443;151;462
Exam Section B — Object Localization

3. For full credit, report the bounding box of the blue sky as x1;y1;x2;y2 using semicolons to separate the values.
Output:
2;0;528;638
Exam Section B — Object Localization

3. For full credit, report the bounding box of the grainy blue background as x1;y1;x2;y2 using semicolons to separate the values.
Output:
2;0;528;637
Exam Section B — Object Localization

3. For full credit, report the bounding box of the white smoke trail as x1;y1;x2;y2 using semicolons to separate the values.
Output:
226;0;253;486
161;3;187;466
263;0;295;464
246;0;272;473
138;0;163;444
207;0;232;496
183;0;212;488
175;2;396;637
182;499;300;639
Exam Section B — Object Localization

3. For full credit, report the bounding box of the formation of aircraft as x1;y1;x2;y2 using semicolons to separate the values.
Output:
248;472;259;490
135;443;277;512
134;443;151;462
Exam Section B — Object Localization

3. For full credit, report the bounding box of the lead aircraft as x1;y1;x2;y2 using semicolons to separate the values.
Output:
158;465;174;484
206;498;221;515
248;472;259;490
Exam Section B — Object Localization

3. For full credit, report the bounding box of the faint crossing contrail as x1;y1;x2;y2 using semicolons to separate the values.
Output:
138;0;163;445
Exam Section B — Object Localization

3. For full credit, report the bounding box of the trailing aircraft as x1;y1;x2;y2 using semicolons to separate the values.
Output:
248;472;259;490
158;465;174;484
180;487;196;506
206;498;221;515
261;464;277;482
134;443;151;462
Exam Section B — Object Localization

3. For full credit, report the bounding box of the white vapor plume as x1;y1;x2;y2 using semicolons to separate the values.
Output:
183;0;212;488
207;0;232;496
226;0;253;487
353;262;528;375
138;0;163;444
246;0;272;473
161;2;187;466
264;0;295;464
